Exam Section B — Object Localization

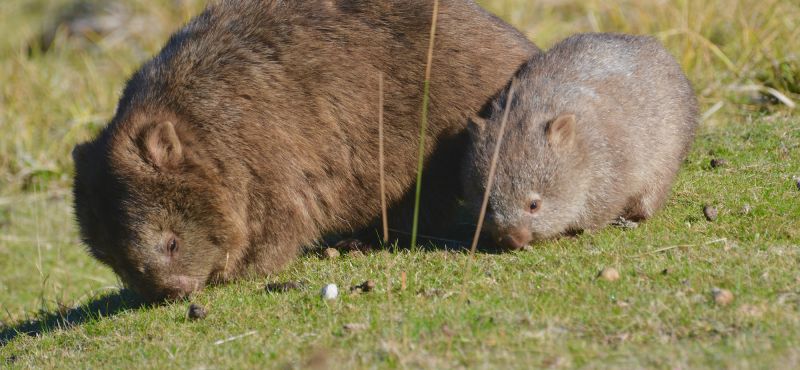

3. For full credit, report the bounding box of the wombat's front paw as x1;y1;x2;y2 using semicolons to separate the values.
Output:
611;216;639;230
333;238;375;253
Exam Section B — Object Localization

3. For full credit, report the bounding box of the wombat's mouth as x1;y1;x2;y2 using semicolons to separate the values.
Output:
132;275;204;302
490;226;533;250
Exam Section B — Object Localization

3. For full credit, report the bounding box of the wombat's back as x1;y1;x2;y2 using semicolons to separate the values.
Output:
528;33;698;222
522;33;698;162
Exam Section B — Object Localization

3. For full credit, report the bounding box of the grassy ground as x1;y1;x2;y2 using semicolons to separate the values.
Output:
1;0;799;368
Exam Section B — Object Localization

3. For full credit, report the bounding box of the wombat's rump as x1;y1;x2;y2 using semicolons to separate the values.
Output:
464;33;698;250
72;0;538;301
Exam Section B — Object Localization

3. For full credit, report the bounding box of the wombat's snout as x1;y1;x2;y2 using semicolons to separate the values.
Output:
149;275;202;302
493;226;533;250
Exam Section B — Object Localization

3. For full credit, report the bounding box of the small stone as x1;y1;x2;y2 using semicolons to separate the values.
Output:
350;280;376;293
187;303;207;320
710;158;728;168
343;323;368;332
265;281;304;293
712;288;734;306
598;267;620;282
321;284;339;300
703;205;718;221
323;248;340;259
794;176;800;191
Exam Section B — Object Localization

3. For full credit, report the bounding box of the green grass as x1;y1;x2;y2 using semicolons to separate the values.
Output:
1;0;799;368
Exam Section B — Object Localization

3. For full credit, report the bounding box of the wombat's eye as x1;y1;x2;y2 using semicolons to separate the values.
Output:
167;237;178;255
529;200;541;213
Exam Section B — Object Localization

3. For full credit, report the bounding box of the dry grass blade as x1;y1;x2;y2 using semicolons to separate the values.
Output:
701;101;725;122
410;0;440;248
631;238;728;258
378;72;389;243
763;87;796;109
213;330;257;345
468;79;518;255
732;84;797;109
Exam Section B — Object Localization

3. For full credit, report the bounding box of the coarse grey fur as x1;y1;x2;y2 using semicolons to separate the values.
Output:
464;33;699;250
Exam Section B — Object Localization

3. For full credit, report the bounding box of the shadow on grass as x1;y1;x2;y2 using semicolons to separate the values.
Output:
0;289;145;347
320;223;508;256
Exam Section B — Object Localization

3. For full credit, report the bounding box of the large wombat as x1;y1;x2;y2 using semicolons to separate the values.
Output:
72;0;538;301
463;33;698;250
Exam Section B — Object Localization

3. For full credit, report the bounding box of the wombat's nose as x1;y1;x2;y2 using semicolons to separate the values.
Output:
161;276;200;301
497;228;532;250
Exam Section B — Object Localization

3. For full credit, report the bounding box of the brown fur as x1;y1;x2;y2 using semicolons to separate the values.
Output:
463;33;698;250
72;0;539;301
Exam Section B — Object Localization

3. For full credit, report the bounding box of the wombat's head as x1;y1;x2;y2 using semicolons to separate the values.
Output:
72;111;244;302
464;104;591;250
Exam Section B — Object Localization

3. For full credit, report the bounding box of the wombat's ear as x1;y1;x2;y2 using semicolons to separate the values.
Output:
467;116;487;137
546;114;576;148
71;143;89;164
143;121;183;169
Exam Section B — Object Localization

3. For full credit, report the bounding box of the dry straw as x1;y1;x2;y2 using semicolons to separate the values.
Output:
378;72;389;243
451;79;518;355
469;80;517;255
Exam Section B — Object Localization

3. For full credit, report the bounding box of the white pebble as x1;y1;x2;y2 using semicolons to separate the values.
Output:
321;284;339;300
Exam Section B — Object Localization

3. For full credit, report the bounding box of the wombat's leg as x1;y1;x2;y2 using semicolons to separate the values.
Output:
623;185;670;222
623;197;654;222
246;240;304;278
334;237;377;252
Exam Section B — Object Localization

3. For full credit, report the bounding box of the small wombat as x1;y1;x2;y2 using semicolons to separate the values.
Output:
72;0;538;301
463;33;699;250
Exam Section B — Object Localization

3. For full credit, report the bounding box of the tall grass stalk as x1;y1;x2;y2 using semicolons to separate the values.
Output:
450;80;517;354
409;0;440;249
467;80;517;255
378;72;389;243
